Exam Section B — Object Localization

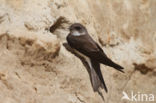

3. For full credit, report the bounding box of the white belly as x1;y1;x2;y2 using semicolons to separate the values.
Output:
73;49;92;69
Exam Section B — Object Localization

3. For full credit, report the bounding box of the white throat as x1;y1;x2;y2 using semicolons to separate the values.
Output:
72;31;85;36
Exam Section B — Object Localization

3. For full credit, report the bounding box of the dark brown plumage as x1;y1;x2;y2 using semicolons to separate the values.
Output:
67;23;124;92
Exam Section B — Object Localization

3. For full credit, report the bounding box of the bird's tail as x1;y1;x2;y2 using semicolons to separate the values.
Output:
90;66;101;91
102;57;124;73
90;59;108;92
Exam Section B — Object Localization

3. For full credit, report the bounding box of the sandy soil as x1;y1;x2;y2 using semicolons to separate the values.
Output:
0;0;156;103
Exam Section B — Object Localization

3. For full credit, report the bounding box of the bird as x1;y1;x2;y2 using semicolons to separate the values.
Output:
66;23;124;92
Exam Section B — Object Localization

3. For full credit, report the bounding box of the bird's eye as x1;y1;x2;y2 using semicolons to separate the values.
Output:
75;26;81;30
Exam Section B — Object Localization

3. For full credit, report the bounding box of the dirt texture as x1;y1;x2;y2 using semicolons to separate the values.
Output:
0;0;156;103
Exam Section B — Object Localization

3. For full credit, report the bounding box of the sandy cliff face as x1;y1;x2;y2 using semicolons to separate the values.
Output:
0;0;156;103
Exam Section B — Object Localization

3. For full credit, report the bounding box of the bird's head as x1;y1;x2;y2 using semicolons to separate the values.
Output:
69;23;87;36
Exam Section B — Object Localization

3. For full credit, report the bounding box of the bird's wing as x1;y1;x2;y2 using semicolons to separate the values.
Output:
67;34;124;72
67;34;107;60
